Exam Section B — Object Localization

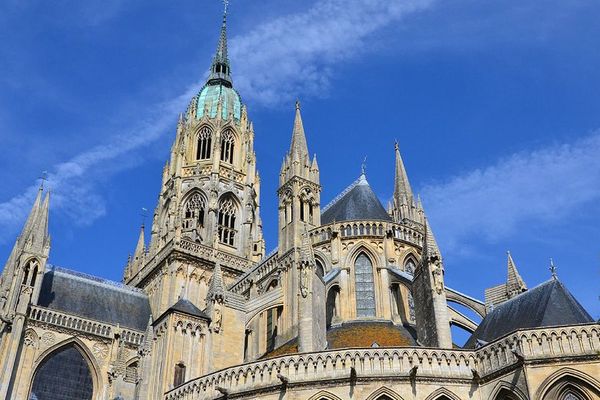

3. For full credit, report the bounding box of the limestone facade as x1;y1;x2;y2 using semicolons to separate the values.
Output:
0;7;598;400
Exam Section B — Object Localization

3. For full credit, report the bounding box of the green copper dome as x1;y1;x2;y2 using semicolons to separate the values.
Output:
196;83;242;122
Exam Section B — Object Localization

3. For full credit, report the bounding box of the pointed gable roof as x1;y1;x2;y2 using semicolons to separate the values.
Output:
289;101;309;160
169;298;209;320
321;174;392;224
466;278;593;348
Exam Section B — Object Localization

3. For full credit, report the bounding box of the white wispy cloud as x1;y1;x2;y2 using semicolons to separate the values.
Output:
232;0;434;106
421;132;600;255
0;1;435;242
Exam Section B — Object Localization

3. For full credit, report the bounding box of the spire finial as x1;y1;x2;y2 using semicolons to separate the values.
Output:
549;258;558;279
361;156;367;176
39;171;48;190
140;207;148;228
207;0;233;87
295;99;301;110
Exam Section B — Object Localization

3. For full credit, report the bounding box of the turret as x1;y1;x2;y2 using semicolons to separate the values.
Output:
278;101;321;253
411;220;452;348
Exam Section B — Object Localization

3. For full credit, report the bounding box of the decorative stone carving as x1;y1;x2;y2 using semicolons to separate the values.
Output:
92;342;109;360
212;308;222;333
40;332;56;346
24;329;39;347
431;259;444;295
300;266;309;298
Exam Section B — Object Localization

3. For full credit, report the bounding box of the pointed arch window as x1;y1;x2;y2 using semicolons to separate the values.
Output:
220;129;234;164
173;362;186;387
196;126;212;160
354;252;376;317
217;197;237;246
404;258;416;275
183;193;206;231
29;344;93;400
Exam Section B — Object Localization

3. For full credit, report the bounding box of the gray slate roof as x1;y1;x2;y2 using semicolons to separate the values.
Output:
37;266;152;331
465;278;593;348
169;298;209;320
321;175;391;225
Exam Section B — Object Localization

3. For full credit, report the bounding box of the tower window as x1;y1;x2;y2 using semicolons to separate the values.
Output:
354;252;376;317
173;362;186;387
220;130;234;164
217;197;237;246
196;126;212;160
183;193;206;231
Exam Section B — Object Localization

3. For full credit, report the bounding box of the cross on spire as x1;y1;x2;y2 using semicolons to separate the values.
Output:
361;156;368;176
549;258;558;279
223;0;229;16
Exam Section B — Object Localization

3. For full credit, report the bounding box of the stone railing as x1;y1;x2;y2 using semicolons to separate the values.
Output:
165;347;475;400
474;323;599;377
29;306;145;346
229;250;279;295
164;323;599;400
309;220;423;248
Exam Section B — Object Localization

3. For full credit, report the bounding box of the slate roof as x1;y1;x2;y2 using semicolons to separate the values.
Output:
169;298;209;320
321;175;392;224
37;266;152;331
465;278;593;348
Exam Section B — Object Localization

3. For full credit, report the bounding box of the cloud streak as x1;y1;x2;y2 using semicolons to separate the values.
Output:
0;1;435;242
231;0;434;106
421;132;600;255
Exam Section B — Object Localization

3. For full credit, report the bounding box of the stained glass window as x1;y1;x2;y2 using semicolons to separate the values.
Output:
355;253;376;317
29;345;93;400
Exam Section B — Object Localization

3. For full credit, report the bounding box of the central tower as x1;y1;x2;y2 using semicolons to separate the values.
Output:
123;8;264;318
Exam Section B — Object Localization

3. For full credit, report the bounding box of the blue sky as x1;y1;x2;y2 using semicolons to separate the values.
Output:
1;0;598;330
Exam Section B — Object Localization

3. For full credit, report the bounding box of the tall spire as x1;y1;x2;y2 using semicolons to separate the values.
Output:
134;225;145;262
207;0;233;87
506;251;527;296
289;100;309;160
394;141;413;203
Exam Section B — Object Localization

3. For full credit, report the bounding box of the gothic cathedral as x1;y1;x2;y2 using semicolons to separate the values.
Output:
0;8;598;400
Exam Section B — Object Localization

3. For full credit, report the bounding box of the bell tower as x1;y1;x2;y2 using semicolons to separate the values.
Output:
124;6;264;318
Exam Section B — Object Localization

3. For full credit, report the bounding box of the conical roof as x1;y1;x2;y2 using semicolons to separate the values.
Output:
321;174;392;224
465;278;593;348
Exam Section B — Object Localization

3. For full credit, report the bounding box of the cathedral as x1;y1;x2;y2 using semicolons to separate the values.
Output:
0;7;598;400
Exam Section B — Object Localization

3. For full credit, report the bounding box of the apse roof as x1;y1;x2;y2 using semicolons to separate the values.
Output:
37;266;152;332
465;278;593;348
321;174;392;224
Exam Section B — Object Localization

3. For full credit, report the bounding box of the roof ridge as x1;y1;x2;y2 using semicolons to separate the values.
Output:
47;265;147;296
322;175;364;213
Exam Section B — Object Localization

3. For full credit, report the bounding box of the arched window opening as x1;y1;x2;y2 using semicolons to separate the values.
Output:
30;263;38;287
29;344;93;400
243;329;252;360
196;126;212;160
354;252;376;317
183;193;206;231
266;306;282;353
220;130;234;164
562;392;584;400
300;200;305;222
326;286;340;329
315;260;325;278
22;264;30;286
434;396;453;400
173;362;186;387
217;197;237;246
405;258;416;275
390;284;403;317
376;396;394;400
125;361;138;383
266;280;278;292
